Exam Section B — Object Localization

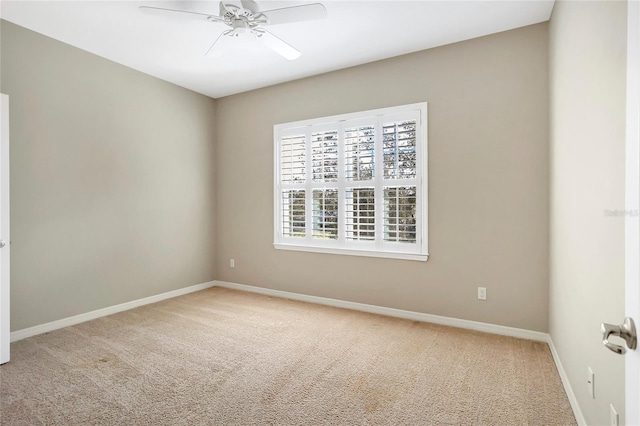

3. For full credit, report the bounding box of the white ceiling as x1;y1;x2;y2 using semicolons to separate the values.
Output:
1;0;555;98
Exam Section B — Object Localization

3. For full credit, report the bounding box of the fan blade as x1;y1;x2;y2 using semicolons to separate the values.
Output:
261;3;327;26
205;31;231;57
258;30;301;60
240;0;259;12
221;1;243;15
139;6;225;23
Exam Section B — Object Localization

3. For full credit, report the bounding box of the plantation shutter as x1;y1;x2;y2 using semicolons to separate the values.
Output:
274;103;428;261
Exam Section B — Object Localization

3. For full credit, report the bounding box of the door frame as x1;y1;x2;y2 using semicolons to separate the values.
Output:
625;0;640;423
0;94;10;365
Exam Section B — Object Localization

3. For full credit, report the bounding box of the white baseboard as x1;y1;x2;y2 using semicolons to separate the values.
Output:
213;280;549;342
547;337;587;426
10;281;217;342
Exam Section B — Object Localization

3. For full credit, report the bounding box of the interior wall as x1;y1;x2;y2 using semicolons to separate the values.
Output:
1;21;217;331
215;23;550;332
0;14;3;93
548;1;627;425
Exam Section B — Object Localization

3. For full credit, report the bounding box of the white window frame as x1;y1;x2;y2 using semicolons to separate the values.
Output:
274;102;429;261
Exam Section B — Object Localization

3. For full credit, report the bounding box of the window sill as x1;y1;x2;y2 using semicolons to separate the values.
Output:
273;243;429;262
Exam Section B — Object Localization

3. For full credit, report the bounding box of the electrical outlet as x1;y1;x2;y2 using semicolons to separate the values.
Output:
230;259;235;268
610;404;619;426
587;367;595;399
477;287;487;300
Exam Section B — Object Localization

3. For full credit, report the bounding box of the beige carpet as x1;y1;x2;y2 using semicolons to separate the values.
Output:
1;287;576;425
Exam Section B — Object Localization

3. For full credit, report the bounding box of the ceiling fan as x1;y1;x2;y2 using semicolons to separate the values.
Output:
140;1;327;60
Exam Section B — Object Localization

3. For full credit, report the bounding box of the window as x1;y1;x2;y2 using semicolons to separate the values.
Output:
274;103;428;261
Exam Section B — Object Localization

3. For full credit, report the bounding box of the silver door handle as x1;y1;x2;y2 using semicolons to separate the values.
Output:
0;240;5;248
601;317;637;354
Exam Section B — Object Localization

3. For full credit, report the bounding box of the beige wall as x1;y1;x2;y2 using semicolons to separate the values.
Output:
215;23;550;332
1;21;217;330
0;19;3;93
549;1;627;424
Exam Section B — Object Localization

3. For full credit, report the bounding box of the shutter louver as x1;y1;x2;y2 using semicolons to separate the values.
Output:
281;190;305;238
281;134;306;183
346;188;375;241
312;130;338;182
345;125;375;181
384;186;417;243
383;120;417;180
312;189;338;239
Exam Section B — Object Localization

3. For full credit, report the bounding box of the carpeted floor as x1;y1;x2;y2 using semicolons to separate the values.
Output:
0;287;576;425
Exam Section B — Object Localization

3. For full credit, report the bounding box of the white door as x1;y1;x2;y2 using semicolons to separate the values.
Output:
0;94;10;365
626;1;640;423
